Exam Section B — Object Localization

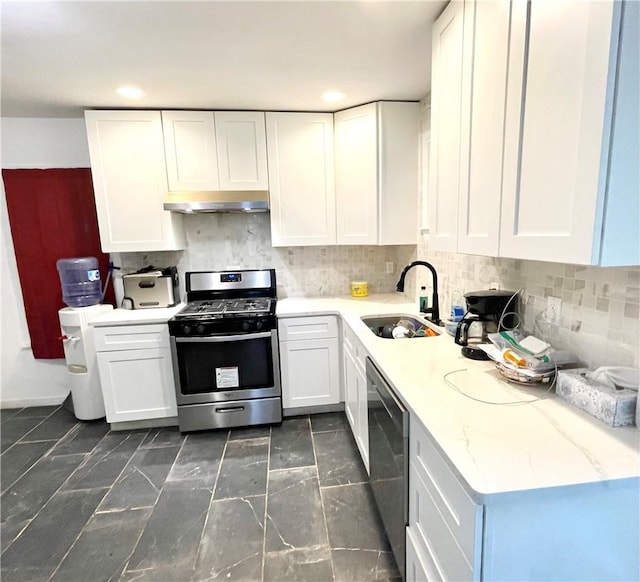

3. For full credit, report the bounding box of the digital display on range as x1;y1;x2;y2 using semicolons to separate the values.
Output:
221;273;242;283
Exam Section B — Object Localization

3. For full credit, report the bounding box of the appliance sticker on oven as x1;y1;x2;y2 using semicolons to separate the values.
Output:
216;366;239;388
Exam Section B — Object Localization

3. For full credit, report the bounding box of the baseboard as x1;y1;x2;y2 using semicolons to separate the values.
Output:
283;402;345;417
0;392;69;409
110;417;179;431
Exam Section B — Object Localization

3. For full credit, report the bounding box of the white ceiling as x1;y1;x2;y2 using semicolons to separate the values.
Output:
1;0;447;119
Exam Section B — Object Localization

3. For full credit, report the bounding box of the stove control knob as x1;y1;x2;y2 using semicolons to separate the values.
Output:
196;324;205;334
256;320;263;330
242;321;251;331
183;325;191;335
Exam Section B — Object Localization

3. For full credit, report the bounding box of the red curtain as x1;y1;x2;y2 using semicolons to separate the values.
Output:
3;168;115;359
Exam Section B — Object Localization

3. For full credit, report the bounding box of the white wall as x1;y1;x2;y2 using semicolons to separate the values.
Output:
1;117;90;408
2;118;90;169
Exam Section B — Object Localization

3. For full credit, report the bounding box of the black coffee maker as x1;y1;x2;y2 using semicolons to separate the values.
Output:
454;290;517;360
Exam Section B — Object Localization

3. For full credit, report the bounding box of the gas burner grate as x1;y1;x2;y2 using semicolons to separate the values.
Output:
175;297;274;318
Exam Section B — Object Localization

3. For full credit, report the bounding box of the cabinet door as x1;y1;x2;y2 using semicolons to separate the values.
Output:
343;324;369;471
457;0;510;256
214;111;268;190
335;103;378;245
500;0;617;264
266;112;336;246
377;101;420;245
161;111;220;191
355;362;369;472
335;102;419;246
428;0;464;252
85;111;185;252
343;344;359;434
97;347;177;423
280;337;340;409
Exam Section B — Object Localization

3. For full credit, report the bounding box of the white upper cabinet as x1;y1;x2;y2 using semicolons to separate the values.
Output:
428;0;465;252
162;111;220;191
266;112;336;247
335;102;419;246
430;0;638;266
501;0;637;265
85;110;185;253
429;0;509;255
162;110;269;192
457;0;510;256
215;111;269;190
335;103;378;245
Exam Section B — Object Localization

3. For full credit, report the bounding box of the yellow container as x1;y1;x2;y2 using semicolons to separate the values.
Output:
351;281;369;297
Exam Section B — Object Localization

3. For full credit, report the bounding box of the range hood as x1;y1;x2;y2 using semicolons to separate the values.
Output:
163;191;269;214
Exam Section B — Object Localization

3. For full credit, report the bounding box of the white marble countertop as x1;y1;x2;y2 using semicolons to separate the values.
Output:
277;294;640;500
89;303;185;326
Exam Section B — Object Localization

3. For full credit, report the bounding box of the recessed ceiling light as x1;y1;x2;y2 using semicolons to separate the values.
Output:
115;86;145;99
322;90;345;103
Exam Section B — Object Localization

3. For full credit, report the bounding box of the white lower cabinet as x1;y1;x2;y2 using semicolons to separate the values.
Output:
278;316;341;410
342;321;369;472
409;419;482;582
94;324;177;423
408;415;640;581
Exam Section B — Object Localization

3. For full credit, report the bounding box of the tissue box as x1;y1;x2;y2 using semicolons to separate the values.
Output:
556;368;637;427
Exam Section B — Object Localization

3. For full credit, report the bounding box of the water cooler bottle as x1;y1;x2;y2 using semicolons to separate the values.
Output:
58;304;113;420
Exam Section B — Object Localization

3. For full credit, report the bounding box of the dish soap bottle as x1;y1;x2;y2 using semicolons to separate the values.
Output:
450;287;465;322
419;286;429;313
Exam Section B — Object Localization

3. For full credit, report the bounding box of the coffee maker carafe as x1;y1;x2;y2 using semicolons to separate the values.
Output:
454;290;517;360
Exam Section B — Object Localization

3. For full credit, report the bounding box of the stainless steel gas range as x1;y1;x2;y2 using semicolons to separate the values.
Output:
168;269;281;432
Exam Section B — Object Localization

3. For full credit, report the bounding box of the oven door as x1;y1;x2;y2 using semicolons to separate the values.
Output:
170;330;281;405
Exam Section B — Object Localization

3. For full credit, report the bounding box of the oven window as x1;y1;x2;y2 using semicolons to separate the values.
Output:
177;336;274;394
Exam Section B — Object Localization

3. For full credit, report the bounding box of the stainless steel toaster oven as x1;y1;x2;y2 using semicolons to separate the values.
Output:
122;266;179;309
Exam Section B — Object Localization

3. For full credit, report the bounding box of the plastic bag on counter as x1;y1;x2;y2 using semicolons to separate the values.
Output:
486;331;578;372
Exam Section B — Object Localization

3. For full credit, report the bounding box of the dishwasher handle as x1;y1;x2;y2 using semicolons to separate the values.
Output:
366;358;408;437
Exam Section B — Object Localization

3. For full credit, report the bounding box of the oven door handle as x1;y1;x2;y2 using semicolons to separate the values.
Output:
175;332;272;343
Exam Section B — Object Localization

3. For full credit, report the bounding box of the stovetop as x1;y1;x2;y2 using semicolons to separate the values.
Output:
169;269;277;336
175;297;274;319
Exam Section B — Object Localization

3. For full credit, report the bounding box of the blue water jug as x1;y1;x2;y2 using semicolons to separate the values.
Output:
56;257;102;307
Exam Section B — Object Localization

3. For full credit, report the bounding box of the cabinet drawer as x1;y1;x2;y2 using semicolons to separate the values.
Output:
410;420;481;568
343;322;368;372
94;324;170;352
406;526;442;582
410;462;476;582
278;316;338;341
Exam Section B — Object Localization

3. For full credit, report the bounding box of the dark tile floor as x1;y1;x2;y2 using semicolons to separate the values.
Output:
1;406;399;581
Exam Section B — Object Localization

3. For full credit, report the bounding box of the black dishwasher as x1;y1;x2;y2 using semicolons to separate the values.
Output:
366;357;409;580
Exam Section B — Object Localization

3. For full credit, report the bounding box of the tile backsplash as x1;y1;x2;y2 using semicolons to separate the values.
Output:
407;242;640;369
118;213;415;300
119;212;639;369
120;213;639;371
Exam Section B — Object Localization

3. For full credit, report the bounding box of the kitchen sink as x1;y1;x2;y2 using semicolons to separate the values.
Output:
361;314;439;339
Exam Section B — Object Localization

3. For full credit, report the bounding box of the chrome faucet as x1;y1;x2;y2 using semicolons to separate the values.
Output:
396;261;441;325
